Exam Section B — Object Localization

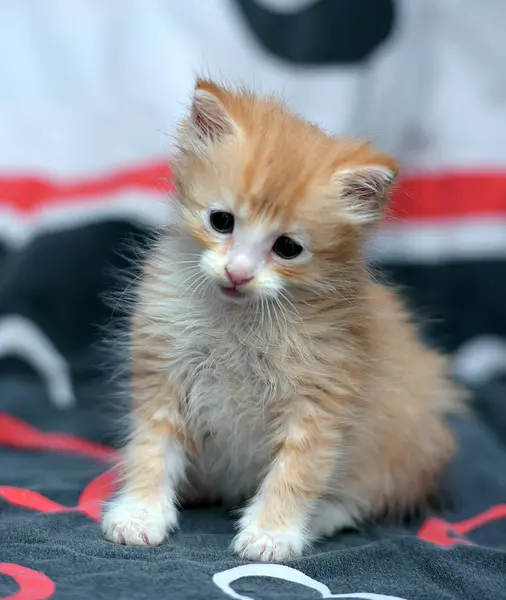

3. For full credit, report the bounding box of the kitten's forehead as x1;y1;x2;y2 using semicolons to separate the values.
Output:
233;197;309;241
239;141;325;225
234;199;282;230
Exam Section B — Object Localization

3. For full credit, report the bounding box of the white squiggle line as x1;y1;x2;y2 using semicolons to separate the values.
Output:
212;564;407;600
0;314;75;409
253;0;318;13
453;335;506;385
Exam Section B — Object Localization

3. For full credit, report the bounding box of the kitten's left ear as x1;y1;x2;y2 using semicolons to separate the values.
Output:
334;163;398;224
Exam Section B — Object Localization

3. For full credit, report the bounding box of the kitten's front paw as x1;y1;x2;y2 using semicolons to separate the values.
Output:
102;495;177;547
233;526;305;562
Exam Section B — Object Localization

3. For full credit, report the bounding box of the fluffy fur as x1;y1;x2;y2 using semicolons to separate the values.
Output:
101;79;466;561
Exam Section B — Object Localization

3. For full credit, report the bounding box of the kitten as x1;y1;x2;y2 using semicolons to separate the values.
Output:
101;79;466;562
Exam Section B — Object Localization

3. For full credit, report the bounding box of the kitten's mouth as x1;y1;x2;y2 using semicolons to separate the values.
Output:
219;284;246;299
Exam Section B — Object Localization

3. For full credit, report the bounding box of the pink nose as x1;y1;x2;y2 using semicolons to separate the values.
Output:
225;267;253;286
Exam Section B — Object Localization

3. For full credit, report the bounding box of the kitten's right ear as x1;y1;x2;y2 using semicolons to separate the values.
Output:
335;165;397;224
190;80;240;143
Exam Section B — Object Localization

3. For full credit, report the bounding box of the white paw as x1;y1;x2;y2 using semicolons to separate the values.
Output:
233;526;305;562
101;495;177;547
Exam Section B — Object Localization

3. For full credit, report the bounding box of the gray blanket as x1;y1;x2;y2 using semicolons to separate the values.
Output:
1;370;506;599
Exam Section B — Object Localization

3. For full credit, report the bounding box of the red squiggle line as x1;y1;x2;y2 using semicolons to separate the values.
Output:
77;469;118;521
0;413;119;520
0;563;55;600
454;504;506;533
418;504;506;548
0;488;66;514
0;413;115;462
0;470;118;522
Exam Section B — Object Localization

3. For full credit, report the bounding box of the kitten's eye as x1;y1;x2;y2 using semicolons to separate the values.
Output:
210;210;234;234
272;236;303;260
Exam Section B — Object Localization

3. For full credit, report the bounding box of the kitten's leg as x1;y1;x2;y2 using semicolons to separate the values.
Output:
308;500;357;541
102;375;187;546
233;405;340;562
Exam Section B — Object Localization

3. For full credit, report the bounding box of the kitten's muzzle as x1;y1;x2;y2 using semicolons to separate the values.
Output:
219;269;253;299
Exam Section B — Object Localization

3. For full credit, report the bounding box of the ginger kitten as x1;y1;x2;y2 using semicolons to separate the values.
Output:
101;79;465;562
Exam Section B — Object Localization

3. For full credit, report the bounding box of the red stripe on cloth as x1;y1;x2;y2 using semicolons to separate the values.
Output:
0;165;505;220
390;172;506;220
0;162;172;212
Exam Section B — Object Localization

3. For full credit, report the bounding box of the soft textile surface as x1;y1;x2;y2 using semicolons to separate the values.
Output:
1;1;506;599
2;383;506;600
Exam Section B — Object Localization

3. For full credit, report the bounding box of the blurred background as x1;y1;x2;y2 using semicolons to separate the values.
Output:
0;0;505;440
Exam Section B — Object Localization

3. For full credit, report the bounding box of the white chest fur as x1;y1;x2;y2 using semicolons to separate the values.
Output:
138;235;303;504
162;295;288;504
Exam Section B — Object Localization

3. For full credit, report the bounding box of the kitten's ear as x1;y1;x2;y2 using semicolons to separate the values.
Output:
334;163;398;224
190;79;240;143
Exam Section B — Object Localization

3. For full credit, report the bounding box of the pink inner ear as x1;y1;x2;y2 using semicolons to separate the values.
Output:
191;89;236;142
336;165;396;223
194;108;213;138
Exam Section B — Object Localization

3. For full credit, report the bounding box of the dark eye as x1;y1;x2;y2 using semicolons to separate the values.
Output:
210;210;234;234
272;236;303;260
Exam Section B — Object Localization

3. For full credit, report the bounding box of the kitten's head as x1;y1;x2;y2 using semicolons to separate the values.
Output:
172;79;398;303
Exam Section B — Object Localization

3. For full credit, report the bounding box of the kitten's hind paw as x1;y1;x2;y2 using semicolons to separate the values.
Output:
233;526;305;562
102;495;177;547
